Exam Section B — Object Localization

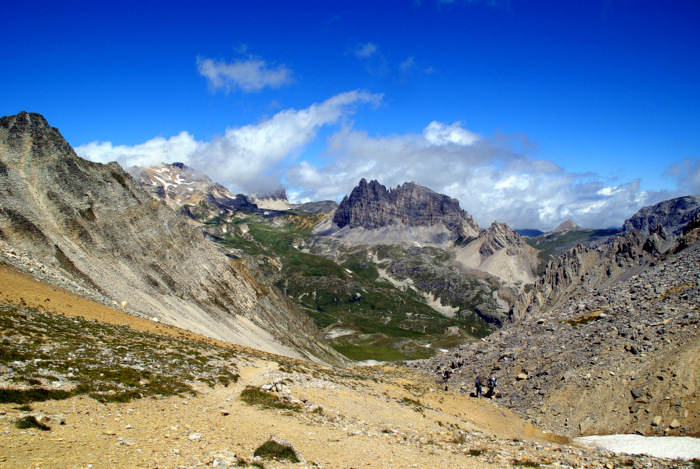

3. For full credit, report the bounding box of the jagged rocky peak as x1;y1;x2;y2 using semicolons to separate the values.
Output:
333;178;479;238
622;195;700;236
478;221;525;257
550;219;581;233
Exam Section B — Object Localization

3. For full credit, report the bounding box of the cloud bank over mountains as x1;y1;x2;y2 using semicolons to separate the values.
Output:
77;91;697;231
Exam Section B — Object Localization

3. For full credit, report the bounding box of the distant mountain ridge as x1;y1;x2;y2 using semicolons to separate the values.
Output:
551;219;581;233
622;195;700;236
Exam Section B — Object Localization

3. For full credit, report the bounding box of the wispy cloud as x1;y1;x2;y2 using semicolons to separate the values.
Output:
354;42;378;59
196;56;293;93
399;56;416;74
351;42;388;76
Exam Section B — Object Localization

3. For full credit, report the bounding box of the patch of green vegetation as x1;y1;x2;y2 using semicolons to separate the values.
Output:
334;344;410;362
239;386;301;411
209;211;498;361
0;305;240;404
253;439;300;463
0;388;72;404
15;415;50;431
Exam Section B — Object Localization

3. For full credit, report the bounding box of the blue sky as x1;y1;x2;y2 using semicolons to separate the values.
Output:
2;0;699;229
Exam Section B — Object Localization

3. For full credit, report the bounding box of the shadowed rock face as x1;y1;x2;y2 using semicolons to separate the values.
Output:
333;179;479;239
0;112;342;364
622;195;700;236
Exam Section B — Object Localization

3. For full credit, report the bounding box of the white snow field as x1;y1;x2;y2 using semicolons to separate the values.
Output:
575;435;700;460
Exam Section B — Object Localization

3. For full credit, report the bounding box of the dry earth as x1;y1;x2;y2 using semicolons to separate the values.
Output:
1;264;694;468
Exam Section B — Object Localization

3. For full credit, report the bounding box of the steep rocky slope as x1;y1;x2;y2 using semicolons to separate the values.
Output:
317;179;479;245
416;218;700;439
510;228;671;323
510;198;696;324
0;112;340;364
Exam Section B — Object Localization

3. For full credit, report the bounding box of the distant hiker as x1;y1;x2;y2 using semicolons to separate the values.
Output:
442;369;452;390
487;376;497;397
475;376;482;397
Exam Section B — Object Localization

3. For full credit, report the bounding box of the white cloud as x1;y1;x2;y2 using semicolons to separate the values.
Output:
76;90;382;194
284;121;664;230
76;91;689;231
399;56;416;74
196;56;293;93
423;121;480;146
76;131;200;169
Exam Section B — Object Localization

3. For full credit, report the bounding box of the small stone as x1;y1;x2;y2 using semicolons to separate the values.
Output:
670;419;681;429
188;432;202;441
651;416;662;426
579;418;594;435
516;373;528;381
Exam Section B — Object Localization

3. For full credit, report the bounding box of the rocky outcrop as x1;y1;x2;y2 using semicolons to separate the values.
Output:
477;222;527;258
320;179;479;245
0;112;342;364
622;195;700;236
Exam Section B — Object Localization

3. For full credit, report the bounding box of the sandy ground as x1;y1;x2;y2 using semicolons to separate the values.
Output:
2;262;693;468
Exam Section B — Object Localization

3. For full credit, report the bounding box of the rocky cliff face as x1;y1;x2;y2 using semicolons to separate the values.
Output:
0;112;340;364
323;179;479;245
250;188;293;211
622;195;700;236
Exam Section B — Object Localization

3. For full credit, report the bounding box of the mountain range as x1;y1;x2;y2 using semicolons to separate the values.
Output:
1;111;699;442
